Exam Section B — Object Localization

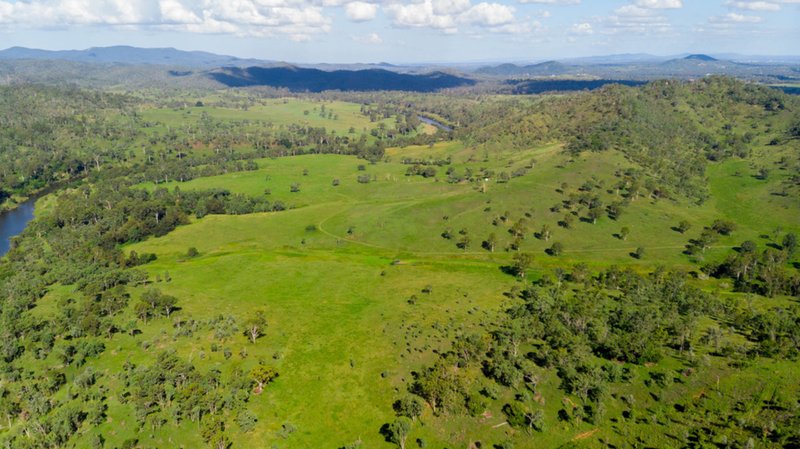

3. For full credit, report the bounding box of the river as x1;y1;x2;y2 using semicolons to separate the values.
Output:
417;115;453;132
0;197;36;257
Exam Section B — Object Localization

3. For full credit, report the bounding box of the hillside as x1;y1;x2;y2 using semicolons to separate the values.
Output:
474;60;570;77
0;78;798;449
0;45;269;68
207;66;476;92
474;56;800;83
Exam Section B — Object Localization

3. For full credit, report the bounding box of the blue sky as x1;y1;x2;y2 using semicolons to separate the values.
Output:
0;0;798;63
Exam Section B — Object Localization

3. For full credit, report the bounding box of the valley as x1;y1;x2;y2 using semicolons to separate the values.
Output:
1;77;798;448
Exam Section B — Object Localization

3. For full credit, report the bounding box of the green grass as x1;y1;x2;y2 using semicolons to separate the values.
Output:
143;140;797;269
139;98;397;136
105;213;512;448
61;133;799;448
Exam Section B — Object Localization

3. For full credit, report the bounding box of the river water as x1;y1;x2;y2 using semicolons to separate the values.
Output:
0;197;36;257
417;115;453;132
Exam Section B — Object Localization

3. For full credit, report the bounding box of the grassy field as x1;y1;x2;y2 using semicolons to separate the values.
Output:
142;140;798;270
76;131;800;448
4;80;800;449
139;98;398;136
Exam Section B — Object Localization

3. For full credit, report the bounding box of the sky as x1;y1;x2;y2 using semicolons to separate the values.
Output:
0;0;798;63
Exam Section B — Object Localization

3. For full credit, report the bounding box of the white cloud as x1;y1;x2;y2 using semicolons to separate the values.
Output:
518;0;579;4
710;12;764;23
569;22;592;34
725;1;781;11
386;1;458;31
344;1;377;21
698;10;769;35
386;0;528;34
599;3;673;35
432;0;472;15
634;0;682;9
158;0;200;24
461;2;515;26
352;31;382;43
0;0;335;39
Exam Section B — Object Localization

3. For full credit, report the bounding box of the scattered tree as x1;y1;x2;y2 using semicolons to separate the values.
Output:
512;253;533;278
382;417;412;449
250;365;278;393
243;310;268;344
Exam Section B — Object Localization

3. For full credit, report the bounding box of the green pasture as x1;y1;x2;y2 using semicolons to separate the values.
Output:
140;140;798;270
58;129;799;447
139;98;396;136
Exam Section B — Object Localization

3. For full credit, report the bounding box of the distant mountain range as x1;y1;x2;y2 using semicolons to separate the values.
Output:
474;54;800;82
0;46;429;72
475;60;569;76
683;54;718;62
207;66;475;92
0;46;797;91
0;46;269;68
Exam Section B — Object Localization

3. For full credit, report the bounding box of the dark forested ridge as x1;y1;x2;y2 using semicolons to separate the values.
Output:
504;79;648;94
206;66;476;92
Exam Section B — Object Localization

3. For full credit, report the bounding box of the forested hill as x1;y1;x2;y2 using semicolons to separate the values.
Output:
444;77;798;201
0;76;798;448
0;86;138;201
207;66;476;92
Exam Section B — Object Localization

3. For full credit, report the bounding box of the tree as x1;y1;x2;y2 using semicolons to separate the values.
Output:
250;365;278;393
160;294;178;318
677;220;691;234
382;417;412;449
740;240;757;253
696;229;719;252
510;219;528;239
548;242;563;256
607;201;624;220
782;232;797;258
562;214;574;229
503;403;544;433
201;418;231;449
457;234;470;251
634;247;645;259
243;310;268;344
139;288;178;319
619;227;630;241
587;207;603;224
711;219;736;236
512;253;533;279
393;396;423;420
413;361;465;415
290;183;301;193
236;409;257;433
539;224;551;241
484;233;497;252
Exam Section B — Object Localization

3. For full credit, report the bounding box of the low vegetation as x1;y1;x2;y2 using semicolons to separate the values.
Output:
0;77;798;448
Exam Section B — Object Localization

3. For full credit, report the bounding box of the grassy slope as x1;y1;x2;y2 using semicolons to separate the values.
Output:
142;139;798;269
59;112;798;447
139;98;397;136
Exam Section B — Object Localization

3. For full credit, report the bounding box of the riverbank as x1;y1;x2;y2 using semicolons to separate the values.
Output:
0;196;36;256
417;115;454;132
0;177;84;256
